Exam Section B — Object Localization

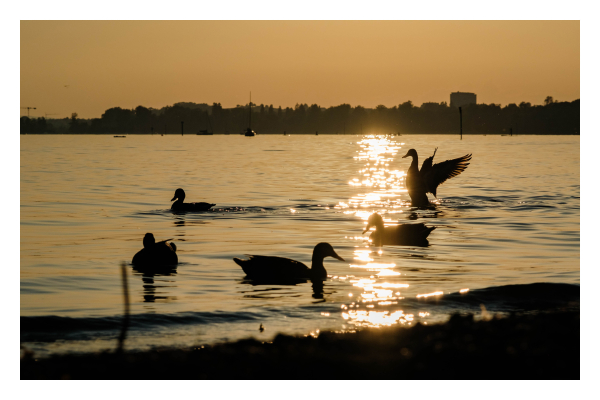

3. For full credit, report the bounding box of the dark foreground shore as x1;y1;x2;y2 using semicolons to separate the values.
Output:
21;310;579;380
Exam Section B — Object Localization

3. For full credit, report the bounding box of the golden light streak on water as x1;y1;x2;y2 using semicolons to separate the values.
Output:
332;135;442;330
353;249;374;262
460;288;470;293
337;134;408;215
379;283;409;289
374;289;394;298
376;269;401;276
416;291;444;298
349;262;397;270
352;278;377;288
341;309;415;327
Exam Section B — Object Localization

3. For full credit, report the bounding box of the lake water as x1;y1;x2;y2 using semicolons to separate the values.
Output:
20;134;580;356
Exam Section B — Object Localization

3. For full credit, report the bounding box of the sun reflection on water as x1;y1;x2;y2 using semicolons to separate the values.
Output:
335;135;408;216
342;310;414;328
416;291;444;298
333;135;438;329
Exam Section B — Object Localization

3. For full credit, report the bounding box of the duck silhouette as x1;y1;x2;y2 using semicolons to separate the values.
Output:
402;148;472;207
234;243;345;282
132;233;178;269
363;213;435;246
170;188;215;211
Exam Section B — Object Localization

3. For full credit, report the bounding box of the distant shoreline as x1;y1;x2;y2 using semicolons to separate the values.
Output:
21;309;579;379
20;100;580;135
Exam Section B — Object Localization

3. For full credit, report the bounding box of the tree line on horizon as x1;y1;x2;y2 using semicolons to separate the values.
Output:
20;97;579;135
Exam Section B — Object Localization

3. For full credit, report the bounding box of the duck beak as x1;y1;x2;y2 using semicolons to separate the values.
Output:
402;153;409;158
171;195;177;201
363;223;372;234
331;251;346;262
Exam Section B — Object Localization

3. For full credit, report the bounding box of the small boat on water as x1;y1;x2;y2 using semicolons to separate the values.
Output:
197;113;214;135
114;135;126;138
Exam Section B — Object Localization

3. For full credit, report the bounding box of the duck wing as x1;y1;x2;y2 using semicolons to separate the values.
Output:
153;239;177;253
132;243;178;269
154;242;178;263
234;255;310;280
419;148;438;176
397;223;436;239
173;202;216;211
189;202;216;211
424;153;472;197
376;224;435;246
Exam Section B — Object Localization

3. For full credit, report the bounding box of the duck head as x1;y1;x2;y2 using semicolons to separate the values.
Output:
402;149;417;159
171;188;185;202
312;242;345;262
142;233;156;248
363;213;385;233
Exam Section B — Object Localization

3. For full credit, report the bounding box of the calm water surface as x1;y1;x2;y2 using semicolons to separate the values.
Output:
20;134;580;356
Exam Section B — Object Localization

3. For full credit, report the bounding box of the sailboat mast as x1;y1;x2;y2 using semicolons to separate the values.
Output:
207;112;213;133
249;91;252;129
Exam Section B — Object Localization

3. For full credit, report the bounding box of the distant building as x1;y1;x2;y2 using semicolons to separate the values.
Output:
450;92;477;108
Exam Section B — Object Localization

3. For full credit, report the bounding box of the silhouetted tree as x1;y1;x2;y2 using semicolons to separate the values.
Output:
399;101;413;110
20;116;50;133
69;113;79;133
135;106;153;133
101;107;134;133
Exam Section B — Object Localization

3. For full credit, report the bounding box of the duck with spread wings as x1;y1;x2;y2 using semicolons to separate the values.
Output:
402;148;472;207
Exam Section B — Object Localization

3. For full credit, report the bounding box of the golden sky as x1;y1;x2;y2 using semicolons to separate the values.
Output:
20;20;580;119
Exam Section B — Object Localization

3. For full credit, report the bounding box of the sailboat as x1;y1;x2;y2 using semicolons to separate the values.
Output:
244;92;256;137
197;111;214;135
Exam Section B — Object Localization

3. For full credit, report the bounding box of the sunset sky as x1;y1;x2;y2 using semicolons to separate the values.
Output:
20;20;580;119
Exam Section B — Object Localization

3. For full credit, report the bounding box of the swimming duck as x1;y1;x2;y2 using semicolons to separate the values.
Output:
132;233;178;268
363;213;435;246
403;148;472;207
234;243;345;282
170;188;215;211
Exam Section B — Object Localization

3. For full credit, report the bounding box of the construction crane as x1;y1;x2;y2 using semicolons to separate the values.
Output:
21;107;36;117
